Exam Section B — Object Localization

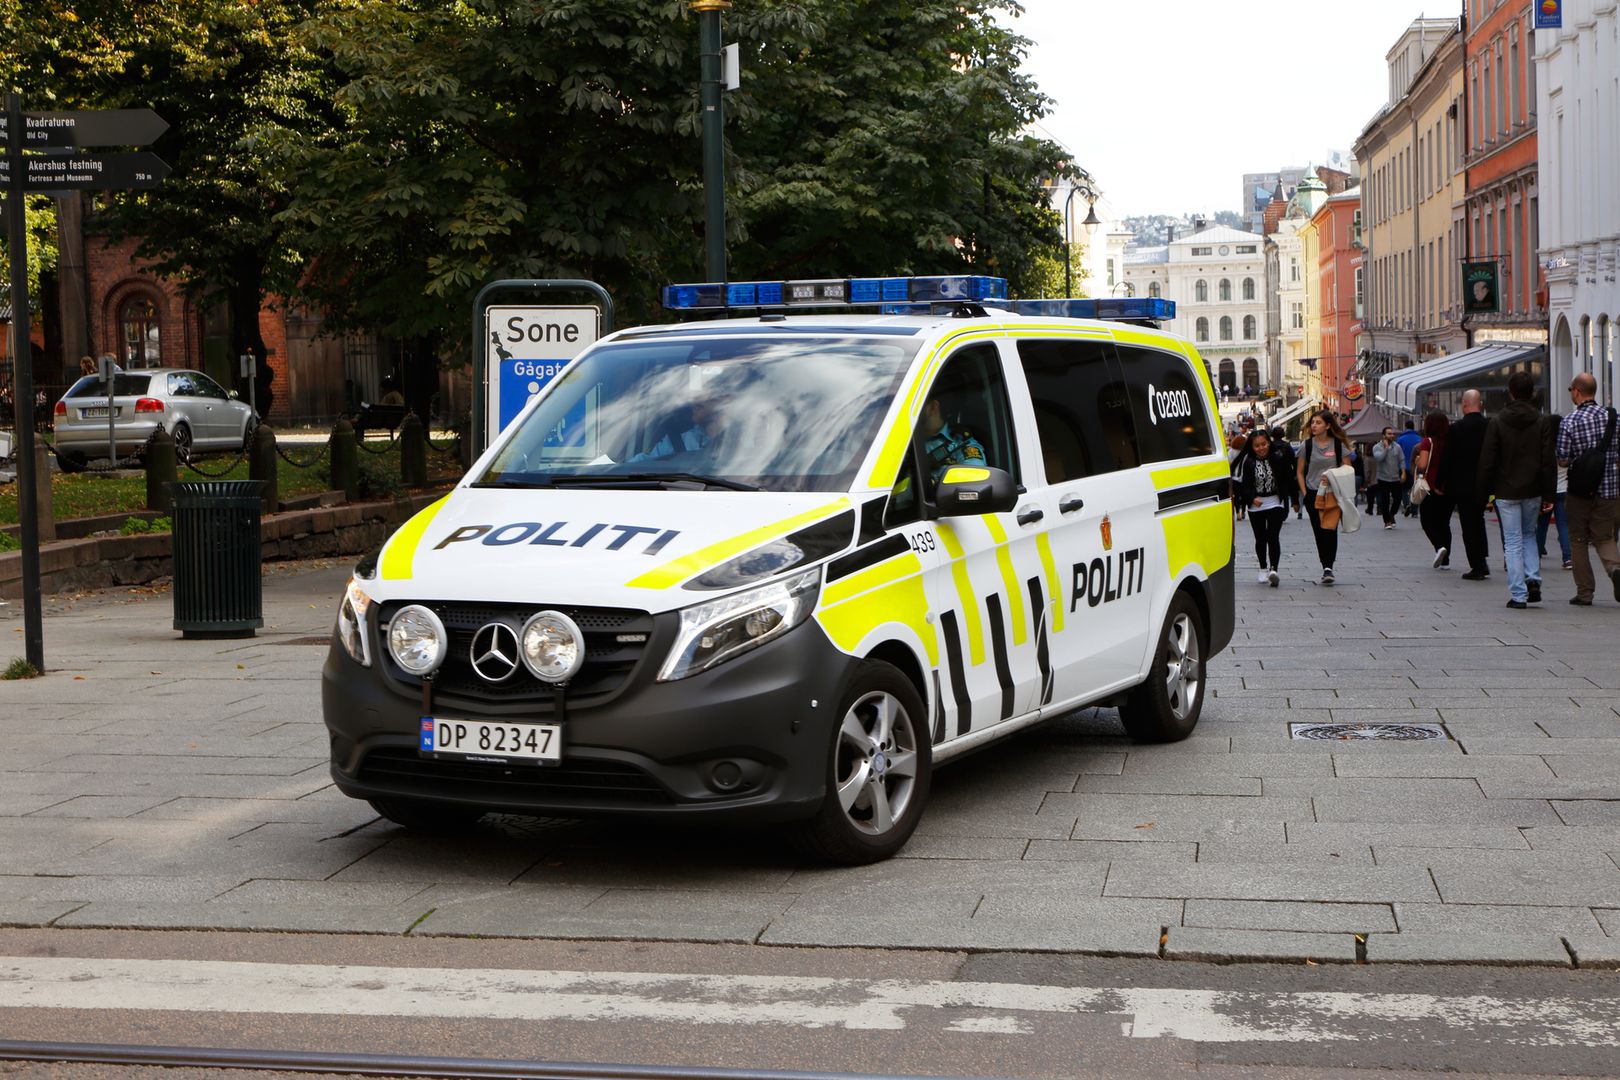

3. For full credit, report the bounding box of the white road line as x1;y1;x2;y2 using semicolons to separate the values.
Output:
2;957;1618;1048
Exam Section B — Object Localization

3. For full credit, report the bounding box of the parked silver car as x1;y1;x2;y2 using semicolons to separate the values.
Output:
52;368;257;472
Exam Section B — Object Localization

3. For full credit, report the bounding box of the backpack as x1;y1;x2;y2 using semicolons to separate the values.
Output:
1567;407;1617;498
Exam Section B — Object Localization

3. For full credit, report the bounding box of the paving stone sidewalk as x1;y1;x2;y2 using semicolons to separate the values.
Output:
2;514;1618;967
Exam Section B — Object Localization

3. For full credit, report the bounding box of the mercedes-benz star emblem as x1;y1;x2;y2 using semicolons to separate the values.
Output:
469;622;522;682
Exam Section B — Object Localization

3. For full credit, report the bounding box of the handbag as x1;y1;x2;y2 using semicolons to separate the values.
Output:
1315;488;1341;530
1411;473;1431;505
1568;406;1617;498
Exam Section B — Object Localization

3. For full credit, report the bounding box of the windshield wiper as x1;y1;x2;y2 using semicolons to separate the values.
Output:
545;472;760;492
470;478;557;489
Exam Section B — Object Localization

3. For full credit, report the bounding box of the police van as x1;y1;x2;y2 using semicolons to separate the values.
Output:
323;276;1234;863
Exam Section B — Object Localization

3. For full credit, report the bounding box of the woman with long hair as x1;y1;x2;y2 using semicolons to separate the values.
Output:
1414;409;1453;569
1295;409;1354;585
1234;428;1297;587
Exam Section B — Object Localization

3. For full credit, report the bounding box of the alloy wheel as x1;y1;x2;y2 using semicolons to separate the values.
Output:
833;690;919;837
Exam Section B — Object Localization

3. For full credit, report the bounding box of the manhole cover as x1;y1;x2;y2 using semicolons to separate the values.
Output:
1289;722;1449;741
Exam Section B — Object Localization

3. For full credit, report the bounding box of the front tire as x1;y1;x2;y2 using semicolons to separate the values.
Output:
792;660;931;865
368;797;484;834
1118;591;1206;743
242;415;258;452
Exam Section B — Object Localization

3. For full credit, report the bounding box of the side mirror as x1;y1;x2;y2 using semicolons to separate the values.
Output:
227;389;240;400
933;466;1018;517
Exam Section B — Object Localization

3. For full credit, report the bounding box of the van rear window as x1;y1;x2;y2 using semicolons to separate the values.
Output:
1114;346;1216;462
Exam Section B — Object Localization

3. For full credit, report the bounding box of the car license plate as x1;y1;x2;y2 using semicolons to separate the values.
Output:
82;406;113;418
419;717;561;764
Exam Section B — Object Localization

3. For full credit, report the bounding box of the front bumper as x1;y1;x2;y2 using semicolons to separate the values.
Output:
321;613;854;823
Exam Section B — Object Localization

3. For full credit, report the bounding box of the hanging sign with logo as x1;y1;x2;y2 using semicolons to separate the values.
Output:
1462;261;1500;314
483;305;598;438
1343;378;1365;402
1535;0;1562;29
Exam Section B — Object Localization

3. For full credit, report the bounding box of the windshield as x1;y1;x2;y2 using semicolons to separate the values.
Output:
478;334;919;492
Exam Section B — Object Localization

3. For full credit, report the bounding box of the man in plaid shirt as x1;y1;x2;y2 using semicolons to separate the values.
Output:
1556;371;1620;605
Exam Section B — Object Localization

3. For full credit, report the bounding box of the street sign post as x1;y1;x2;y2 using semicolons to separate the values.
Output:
3;94;168;672
483;305;598;441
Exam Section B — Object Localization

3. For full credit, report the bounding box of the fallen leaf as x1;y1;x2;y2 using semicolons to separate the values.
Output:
1304;958;1317;966
1134;822;1156;829
236;664;245;670
150;671;161;675
73;675;85;681
1159;932;1168;946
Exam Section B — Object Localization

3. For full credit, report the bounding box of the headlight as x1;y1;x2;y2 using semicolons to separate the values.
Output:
387;604;448;676
336;577;372;667
659;568;820;682
521;610;586;684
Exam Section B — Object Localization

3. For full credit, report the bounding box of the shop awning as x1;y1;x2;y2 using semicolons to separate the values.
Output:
1264;396;1319;428
1342;403;1397;440
1375;343;1544;413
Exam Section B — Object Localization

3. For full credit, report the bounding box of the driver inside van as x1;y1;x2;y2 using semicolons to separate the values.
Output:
918;395;986;483
632;392;726;462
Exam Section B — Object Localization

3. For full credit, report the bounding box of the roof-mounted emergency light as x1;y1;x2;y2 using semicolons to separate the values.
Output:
662;275;1009;311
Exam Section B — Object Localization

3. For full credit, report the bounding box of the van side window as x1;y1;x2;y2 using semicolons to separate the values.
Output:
1115;345;1216;462
917;344;1021;489
1016;339;1141;481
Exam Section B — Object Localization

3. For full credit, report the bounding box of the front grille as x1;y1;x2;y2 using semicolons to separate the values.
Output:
378;600;654;708
358;747;672;805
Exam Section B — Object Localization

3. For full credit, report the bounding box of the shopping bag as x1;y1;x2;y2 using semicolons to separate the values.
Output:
1315;489;1341;530
1322;464;1361;533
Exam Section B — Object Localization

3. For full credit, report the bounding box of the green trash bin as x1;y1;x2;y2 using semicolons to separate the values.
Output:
168;480;266;639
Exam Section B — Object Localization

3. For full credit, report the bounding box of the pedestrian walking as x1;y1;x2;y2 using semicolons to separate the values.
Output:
1234;428;1297;588
1296;409;1355;586
1536;439;1573;570
1556;372;1620;605
1396;420;1422;516
1478;372;1557;608
1442;389;1492;580
1372;424;1406;529
1228;432;1250;520
1414;410;1453;570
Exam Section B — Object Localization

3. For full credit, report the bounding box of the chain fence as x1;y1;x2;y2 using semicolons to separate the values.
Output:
179;448;249;479
275;438;330;469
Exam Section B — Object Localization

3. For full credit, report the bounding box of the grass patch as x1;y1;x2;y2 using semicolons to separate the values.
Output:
0;442;460;526
2;657;40;680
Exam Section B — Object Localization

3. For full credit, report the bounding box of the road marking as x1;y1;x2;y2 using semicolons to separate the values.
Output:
3;957;1619;1047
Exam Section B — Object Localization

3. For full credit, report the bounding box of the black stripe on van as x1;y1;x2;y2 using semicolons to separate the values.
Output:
824;532;910;582
1027;575;1053;707
985;594;1015;722
1157;477;1230;513
939;610;971;738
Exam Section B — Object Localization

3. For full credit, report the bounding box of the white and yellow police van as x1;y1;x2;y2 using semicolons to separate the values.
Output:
323;276;1234;863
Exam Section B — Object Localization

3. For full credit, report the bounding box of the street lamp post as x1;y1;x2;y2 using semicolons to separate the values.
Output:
1061;185;1101;297
691;0;730;283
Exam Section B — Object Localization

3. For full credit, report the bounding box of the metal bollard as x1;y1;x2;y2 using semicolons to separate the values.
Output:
145;427;177;515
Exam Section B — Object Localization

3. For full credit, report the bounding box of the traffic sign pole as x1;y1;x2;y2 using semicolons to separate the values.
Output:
4;91;45;671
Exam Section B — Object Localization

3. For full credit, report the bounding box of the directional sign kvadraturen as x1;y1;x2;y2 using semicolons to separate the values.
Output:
0;109;169;148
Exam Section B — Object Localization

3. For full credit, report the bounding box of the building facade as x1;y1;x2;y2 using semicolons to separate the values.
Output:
1536;0;1619;403
1302;190;1365;416
1124;225;1268;396
1464;0;1546;345
1354;18;1468;380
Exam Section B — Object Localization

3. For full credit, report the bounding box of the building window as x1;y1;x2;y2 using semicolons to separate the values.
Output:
1242;357;1259;392
1219;316;1233;341
1218;279;1232;302
120;296;161;368
1148;280;1161;298
1107;258;1116;286
1290;258;1300;282
1191;246;1212;256
1195;280;1208;302
1196;317;1209;342
1242;277;1255;301
1236;245;1257;254
1242;315;1256;340
1290;302;1303;329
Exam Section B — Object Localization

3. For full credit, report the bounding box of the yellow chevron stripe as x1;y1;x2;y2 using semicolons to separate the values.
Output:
935;521;984;666
820;549;920;607
981;515;1027;646
1151;458;1230;491
626;498;851;590
379;496;450;581
1036;531;1064;633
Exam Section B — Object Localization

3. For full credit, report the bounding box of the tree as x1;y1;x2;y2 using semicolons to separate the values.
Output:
1;0;337;417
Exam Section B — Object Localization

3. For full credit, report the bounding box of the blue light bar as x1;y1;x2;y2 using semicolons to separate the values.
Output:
663;275;1009;311
1011;297;1176;321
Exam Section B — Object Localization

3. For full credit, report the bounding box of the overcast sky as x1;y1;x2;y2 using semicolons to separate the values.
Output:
1002;0;1449;219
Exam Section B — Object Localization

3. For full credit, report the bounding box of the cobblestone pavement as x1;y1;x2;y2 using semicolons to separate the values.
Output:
2;512;1617;967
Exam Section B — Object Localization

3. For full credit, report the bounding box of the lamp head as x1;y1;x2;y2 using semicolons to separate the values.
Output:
1082;199;1101;236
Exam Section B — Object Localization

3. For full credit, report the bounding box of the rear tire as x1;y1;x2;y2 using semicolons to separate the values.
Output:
368;797;484;834
1118;591;1206;743
170;421;193;463
791;660;931;865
